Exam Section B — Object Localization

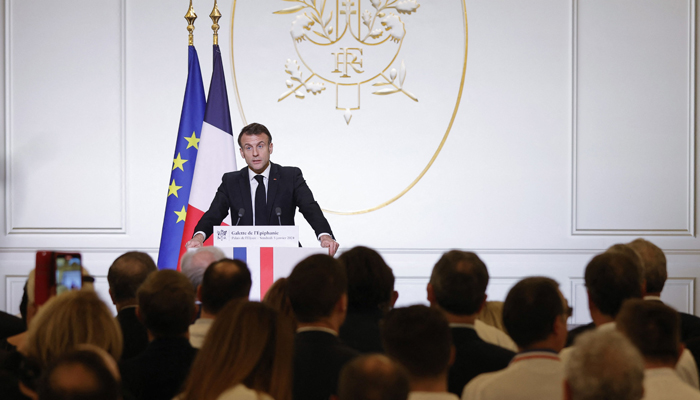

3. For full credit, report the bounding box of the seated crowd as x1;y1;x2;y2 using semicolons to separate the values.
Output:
1;239;700;399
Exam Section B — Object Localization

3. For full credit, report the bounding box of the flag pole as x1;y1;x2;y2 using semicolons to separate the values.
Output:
185;0;197;46
210;0;222;45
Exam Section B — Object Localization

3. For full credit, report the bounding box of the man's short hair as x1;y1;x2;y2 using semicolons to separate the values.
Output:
617;299;681;364
38;349;120;400
338;354;409;400
200;259;252;314
287;254;347;323
237;122;272;147
381;305;452;378
627;238;667;293
107;251;157;303
137;270;195;337
180;247;226;291
339;246;395;312
429;250;489;315
566;330;644;400
503;277;565;349
585;252;643;318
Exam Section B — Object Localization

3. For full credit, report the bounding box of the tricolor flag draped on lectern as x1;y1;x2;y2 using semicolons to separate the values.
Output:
179;44;237;261
157;45;206;270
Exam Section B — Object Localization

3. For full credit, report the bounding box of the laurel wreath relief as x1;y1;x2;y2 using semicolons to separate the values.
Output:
275;0;421;123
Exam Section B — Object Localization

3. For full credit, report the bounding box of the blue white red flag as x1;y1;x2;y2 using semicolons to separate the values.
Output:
179;45;237;263
157;45;206;270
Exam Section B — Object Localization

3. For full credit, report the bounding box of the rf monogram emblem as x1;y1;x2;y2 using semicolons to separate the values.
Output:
275;0;421;124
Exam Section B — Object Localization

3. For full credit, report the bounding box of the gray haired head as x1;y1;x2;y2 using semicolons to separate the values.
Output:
180;246;226;290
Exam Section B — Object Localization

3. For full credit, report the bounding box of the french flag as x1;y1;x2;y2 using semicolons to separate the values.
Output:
179;44;237;265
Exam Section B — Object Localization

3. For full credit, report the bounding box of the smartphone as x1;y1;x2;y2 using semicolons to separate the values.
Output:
54;252;82;295
35;251;54;306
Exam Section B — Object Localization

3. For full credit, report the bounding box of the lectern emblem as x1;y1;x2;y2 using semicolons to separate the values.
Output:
274;0;421;124
216;229;228;242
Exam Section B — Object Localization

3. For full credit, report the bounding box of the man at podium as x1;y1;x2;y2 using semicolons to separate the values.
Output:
185;123;339;256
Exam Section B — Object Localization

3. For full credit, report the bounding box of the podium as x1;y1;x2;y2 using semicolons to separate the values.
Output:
214;226;327;300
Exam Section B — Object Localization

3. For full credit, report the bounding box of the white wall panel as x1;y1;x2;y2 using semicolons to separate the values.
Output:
573;0;695;235
5;0;125;233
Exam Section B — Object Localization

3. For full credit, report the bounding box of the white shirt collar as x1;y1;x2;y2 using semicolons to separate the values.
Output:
449;323;475;329
644;295;663;301
248;162;271;181
408;392;460;400
296;326;339;336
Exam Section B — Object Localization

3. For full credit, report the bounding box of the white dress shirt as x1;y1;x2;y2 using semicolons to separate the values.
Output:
642;367;700;400
188;317;214;349
474;320;518;352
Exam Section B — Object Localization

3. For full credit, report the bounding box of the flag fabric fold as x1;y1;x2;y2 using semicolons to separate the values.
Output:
179;44;237;261
157;45;206;270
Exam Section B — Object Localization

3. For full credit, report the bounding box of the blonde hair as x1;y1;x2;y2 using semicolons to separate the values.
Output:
180;301;294;400
24;290;122;365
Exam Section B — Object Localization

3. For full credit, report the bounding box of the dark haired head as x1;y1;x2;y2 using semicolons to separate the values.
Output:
627;239;667;294
287;255;347;323
107;251;157;304
503;277;565;349
200;259;252;314
38;349;120;400
381;305;452;378
338;354;410;400
617;299;681;364
137;270;195;337
585;252;643;318
237;123;272;147
339;246;395;312
429;250;488;315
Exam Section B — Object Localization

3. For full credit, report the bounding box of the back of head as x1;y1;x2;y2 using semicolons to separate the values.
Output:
429;250;489;315
627;238;667;293
287;255;347;323
25;291;123;366
339;246;395;312
503;277;565;349
181;301;294;400
137;270;195;338
200;259;252;314
107;251;157;304
180;247;226;291
38;349;120;400
584;252;643;318
616;299;680;365
381;305;452;379
566;330;644;400
338;354;409;400
263;278;295;323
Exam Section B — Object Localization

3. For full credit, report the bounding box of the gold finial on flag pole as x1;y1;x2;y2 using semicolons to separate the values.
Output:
210;0;222;46
185;0;197;46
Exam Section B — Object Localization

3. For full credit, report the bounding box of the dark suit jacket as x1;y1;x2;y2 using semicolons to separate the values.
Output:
339;308;385;354
646;299;700;342
293;330;358;400
119;336;197;400
565;322;595;348
448;327;515;396
194;162;333;240
116;307;149;361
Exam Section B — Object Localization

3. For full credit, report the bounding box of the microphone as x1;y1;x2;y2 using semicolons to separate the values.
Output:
275;207;282;225
235;208;245;226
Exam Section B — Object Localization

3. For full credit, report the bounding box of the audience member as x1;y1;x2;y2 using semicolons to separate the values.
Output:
462;277;568;400
336;354;410;400
565;330;644;400
119;270;197;400
37;349;121;400
382;305;455;399
287;254;358;400
427;250;514;395
427;251;517;352
627;238;700;342
561;250;699;388
190;259;251;348
180;247;226;292
338;246;398;353
107;251;157;360
617;299;700;400
263;278;295;325
180;301;294;400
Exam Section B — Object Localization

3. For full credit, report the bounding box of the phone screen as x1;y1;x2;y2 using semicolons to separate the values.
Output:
55;253;82;295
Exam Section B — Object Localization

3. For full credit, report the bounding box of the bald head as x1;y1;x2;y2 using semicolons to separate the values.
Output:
338;354;410;400
200;259;252;315
107;251;157;307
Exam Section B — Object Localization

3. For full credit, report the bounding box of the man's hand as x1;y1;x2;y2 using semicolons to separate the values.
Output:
185;233;205;249
320;234;339;257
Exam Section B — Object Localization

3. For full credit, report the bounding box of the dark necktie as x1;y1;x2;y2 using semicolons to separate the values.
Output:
254;175;267;225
